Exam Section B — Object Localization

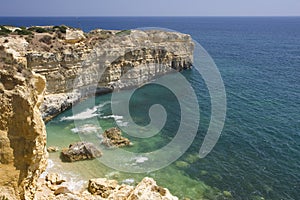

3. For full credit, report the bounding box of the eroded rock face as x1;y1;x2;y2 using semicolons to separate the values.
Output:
88;178;119;197
0;68;47;200
1;26;194;121
88;177;178;200
60;142;102;162
128;177;178;200
102;127;131;148
23;28;194;120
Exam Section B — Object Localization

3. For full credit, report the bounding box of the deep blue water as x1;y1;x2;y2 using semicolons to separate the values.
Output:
1;17;299;200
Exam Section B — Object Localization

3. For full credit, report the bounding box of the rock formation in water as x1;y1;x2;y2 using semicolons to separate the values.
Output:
0;68;47;200
1;26;194;120
60;141;102;162
102;127;131;148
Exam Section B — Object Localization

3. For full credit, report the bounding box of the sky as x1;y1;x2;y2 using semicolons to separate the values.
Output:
1;0;300;16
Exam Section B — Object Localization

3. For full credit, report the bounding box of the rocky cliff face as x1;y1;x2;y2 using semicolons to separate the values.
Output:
0;68;47;200
22;27;193;120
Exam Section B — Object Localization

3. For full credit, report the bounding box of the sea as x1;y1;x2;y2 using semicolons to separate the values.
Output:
1;17;299;200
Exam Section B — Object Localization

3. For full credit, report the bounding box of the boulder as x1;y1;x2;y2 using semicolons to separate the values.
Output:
54;186;72;196
47;146;59;153
45;173;66;185
65;29;86;43
127;177;178;200
102;127;131;148
88;178;118;198
60;142;102;162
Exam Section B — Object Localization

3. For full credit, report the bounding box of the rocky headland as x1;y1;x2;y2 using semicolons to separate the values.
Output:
1;25;194;121
0;25;194;199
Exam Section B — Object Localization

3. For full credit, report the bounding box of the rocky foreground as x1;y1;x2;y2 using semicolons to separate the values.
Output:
0;25;194;199
35;173;178;200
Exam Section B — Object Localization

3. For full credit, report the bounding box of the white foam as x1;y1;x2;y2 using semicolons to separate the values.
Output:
71;124;101;134
47;159;55;169
100;115;128;127
135;156;149;163
61;101;110;121
61;178;86;192
40;159;55;179
122;178;135;185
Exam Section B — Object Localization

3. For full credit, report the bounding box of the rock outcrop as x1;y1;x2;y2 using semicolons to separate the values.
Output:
88;177;178;200
128;177;178;200
36;174;178;200
1;26;194;120
102;127;131;148
60;141;102;162
0;68;47;200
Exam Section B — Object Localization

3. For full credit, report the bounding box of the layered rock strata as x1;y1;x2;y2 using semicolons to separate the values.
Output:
0;68;47;200
1;26;194;120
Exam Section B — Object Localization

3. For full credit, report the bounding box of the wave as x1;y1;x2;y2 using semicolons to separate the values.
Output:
60;101;110;121
71;124;101;134
100;114;129;127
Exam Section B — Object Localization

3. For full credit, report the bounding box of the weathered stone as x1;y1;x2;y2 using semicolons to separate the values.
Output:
102;127;131;148
47;146;59;153
54;186;72;196
60;142;102;162
88;178;118;197
65;28;86;43
0;68;47;200
45;173;66;185
127;177;178;200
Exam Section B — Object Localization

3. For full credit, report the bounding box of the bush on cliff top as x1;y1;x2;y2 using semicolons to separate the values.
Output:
0;26;12;36
14;27;32;35
28;26;49;33
115;30;131;36
53;25;67;33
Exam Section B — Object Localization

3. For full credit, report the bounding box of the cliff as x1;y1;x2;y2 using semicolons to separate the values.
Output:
0;68;47;200
0;25;193;199
1;26;194;120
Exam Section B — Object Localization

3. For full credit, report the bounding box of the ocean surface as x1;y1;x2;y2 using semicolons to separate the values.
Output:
1;17;299;200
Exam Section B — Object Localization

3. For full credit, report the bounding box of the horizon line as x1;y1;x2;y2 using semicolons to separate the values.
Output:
0;15;300;18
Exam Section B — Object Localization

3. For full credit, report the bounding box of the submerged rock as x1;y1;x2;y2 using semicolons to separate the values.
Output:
175;161;190;169
102;127;131;148
60;142;102;162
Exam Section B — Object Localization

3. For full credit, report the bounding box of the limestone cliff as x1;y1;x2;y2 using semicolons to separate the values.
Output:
0;67;47;200
1;26;194;120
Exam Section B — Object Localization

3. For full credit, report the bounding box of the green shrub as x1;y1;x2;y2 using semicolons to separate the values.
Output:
28;26;48;33
53;25;67;33
115;30;131;36
0;26;12;36
14;27;32;35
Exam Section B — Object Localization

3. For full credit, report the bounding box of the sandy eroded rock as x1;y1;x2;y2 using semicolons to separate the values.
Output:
60;142;102;162
102;127;131;148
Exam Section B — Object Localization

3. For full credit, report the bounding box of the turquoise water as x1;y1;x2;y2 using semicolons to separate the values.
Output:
2;17;299;199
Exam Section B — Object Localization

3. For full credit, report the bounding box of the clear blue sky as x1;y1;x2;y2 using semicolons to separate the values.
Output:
1;0;300;16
